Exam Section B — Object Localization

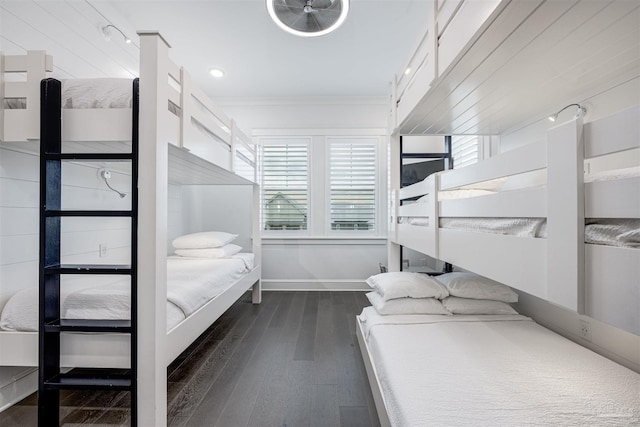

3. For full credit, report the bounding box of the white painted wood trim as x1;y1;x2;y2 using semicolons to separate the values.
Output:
584;105;640;158
261;280;369;292
439;229;547;300
546;118;584;312
585;178;640;219
1;51;51;142
165;267;261;363
585;245;640;336
439;140;547;190
355;318;392;427
439;187;547;218
138;32;170;427
62;109;132;142
394;224;438;260
0;368;37;413
398;173;435;200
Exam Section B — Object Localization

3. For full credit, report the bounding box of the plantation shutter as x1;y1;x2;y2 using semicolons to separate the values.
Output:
451;135;479;169
329;139;377;231
261;141;309;231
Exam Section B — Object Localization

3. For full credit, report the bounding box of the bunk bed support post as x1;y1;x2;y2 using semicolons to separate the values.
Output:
547;118;585;313
388;133;401;272
252;184;262;304
137;31;171;427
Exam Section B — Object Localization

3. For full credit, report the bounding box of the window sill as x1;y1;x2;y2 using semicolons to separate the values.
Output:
262;236;387;245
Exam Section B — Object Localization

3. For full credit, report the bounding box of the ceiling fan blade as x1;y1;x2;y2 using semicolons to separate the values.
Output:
280;0;307;9
310;0;336;10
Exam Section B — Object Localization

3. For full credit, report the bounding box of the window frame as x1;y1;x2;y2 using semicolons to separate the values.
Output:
325;136;379;236
259;136;312;236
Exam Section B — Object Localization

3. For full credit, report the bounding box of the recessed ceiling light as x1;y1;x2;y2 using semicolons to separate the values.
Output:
209;68;225;78
404;68;411;75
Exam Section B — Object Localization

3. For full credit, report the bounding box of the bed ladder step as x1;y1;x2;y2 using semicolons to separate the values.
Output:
44;264;132;274
43;152;135;161
44;210;134;217
44;319;132;333
38;77;140;426
43;371;132;391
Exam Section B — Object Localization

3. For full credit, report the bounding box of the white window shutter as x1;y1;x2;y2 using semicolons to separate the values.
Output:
260;141;309;231
451;135;479;169
329;140;377;231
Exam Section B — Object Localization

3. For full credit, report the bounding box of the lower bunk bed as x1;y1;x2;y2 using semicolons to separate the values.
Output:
357;305;640;427
0;254;261;368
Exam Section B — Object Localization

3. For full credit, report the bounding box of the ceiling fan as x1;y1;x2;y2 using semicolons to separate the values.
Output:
266;0;350;37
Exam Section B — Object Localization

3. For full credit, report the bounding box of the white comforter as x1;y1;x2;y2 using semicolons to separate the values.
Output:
360;307;640;427
0;256;253;332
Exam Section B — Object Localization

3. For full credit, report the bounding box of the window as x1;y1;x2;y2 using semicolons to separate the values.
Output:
451;135;479;169
329;139;376;231
260;139;309;231
259;134;384;236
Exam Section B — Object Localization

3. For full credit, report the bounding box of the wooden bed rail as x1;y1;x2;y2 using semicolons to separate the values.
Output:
1;51;53;142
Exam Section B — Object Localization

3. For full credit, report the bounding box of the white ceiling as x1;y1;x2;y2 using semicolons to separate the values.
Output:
1;0;431;100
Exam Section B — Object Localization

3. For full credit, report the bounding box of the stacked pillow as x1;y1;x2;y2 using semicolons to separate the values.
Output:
435;272;519;315
364;271;519;316
172;231;242;258
365;272;450;315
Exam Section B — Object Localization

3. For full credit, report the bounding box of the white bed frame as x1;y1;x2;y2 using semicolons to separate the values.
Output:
392;107;639;315
0;33;261;425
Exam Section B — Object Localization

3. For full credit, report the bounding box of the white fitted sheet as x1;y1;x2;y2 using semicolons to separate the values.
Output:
0;255;253;332
359;307;640;427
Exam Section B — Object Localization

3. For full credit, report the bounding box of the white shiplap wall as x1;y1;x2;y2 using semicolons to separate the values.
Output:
1;0;138;80
0;145;133;408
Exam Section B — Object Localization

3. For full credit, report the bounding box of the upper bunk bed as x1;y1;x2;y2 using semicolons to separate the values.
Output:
391;0;640;135
0;32;260;426
388;0;640;328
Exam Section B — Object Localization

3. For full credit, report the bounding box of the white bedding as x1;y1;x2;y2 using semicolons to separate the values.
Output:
440;217;546;237
0;255;253;332
359;307;640;427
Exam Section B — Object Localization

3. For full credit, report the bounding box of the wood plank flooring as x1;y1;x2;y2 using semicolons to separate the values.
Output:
0;291;380;427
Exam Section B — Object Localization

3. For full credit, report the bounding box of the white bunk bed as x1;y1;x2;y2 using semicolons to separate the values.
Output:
379;1;640;424
356;306;640;427
392;107;640;327
0;33;260;425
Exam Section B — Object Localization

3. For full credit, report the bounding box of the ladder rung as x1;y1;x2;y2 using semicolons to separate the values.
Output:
45;319;132;333
44;372;132;391
44;210;133;217
44;152;134;161
44;264;132;275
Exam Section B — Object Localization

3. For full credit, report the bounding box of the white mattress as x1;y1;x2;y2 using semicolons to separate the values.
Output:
440;217;546;237
0;255;253;332
2;79;133;110
359;307;640;427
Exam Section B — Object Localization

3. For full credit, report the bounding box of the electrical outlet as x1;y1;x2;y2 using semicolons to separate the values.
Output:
579;319;591;341
99;244;108;258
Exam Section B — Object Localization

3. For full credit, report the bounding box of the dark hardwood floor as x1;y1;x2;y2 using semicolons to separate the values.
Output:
0;291;380;427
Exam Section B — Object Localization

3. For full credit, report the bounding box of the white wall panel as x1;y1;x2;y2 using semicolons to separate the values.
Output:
262;239;386;283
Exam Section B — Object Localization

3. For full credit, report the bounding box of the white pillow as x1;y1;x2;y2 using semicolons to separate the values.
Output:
366;272;449;301
435;272;518;303
442;296;518;315
174;244;242;259
172;231;238;249
366;292;450;315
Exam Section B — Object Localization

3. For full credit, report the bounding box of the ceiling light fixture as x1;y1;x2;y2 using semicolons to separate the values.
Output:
404;68;412;75
209;68;225;78
101;24;132;44
266;0;350;38
548;103;586;122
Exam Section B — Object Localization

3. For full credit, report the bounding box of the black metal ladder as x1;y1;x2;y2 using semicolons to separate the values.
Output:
38;78;139;426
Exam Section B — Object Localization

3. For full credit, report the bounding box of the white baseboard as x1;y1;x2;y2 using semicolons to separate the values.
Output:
0;368;37;413
261;279;370;291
